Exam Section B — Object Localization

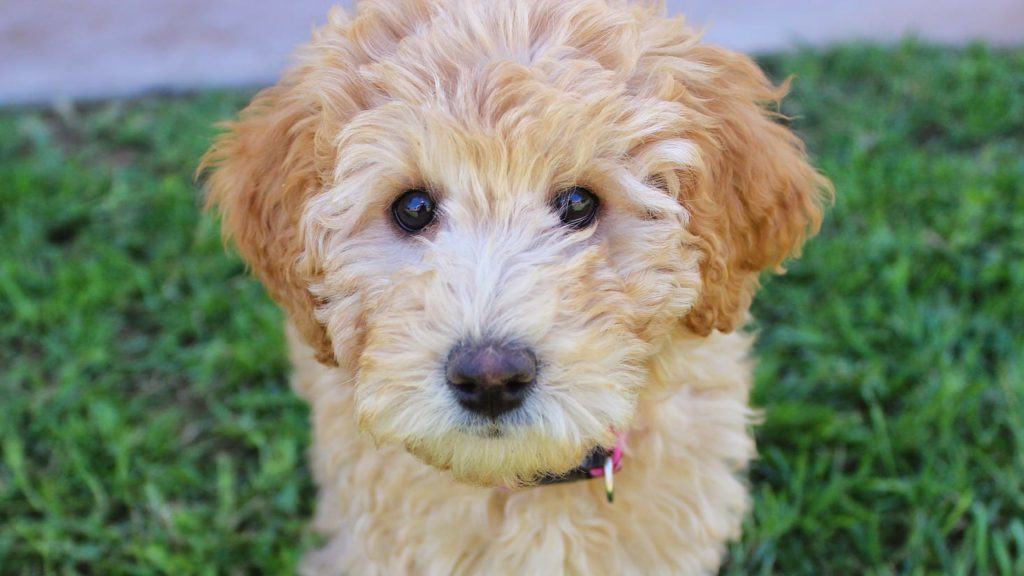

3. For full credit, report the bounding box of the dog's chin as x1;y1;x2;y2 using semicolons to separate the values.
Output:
400;426;601;488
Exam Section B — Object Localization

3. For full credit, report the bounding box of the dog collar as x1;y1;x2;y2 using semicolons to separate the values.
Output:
534;431;626;502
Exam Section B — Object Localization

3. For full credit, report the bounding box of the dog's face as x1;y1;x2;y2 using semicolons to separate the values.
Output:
203;0;828;487
304;82;705;486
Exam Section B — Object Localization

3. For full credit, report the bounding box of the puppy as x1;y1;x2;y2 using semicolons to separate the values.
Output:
202;0;830;573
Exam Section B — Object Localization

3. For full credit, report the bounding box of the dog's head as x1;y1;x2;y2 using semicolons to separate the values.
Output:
202;0;829;487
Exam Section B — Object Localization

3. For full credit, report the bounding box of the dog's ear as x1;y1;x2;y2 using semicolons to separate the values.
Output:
199;85;338;366
666;45;832;335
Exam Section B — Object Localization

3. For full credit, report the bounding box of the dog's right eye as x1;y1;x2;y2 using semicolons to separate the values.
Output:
391;189;436;233
552;187;600;229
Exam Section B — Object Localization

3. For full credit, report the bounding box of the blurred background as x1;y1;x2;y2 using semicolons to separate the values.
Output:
1;1;1022;574
3;0;1023;104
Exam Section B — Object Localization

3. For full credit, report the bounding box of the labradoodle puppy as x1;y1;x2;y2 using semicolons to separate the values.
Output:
202;0;830;573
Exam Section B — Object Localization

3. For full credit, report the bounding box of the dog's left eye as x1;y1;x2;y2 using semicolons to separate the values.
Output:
392;189;437;233
552;187;600;229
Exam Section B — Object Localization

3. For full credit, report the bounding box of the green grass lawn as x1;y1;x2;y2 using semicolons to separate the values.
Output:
1;41;1022;574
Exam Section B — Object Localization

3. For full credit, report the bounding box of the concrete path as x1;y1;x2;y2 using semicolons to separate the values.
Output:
2;0;1022;105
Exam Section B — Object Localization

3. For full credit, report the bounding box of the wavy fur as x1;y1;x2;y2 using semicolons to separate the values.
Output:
201;0;830;573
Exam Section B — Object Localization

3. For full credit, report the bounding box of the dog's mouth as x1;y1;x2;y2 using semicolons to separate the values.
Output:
461;422;511;439
432;407;622;494
459;411;533;438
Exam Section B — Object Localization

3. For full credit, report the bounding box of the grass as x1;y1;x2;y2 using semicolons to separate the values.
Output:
1;41;1022;574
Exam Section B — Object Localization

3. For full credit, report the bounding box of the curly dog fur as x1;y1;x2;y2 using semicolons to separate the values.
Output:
201;0;830;573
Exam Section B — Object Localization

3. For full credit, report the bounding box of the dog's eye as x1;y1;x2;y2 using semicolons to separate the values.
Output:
392;189;436;233
552;187;600;229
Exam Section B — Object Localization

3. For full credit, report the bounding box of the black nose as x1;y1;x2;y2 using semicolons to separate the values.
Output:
446;343;537;418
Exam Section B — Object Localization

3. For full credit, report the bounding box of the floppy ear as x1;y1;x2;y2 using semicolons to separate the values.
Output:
669;46;833;335
199;84;338;366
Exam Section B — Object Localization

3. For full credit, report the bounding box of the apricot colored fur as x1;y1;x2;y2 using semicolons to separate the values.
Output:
202;1;830;573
